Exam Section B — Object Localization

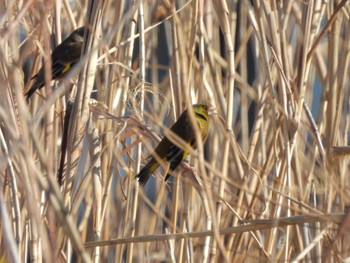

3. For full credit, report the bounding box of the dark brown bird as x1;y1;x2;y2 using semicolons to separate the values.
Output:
25;26;85;100
136;104;209;186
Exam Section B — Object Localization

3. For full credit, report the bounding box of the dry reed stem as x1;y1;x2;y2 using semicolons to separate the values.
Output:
0;0;350;262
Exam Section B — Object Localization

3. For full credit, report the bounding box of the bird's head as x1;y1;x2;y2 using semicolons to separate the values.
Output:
192;104;209;122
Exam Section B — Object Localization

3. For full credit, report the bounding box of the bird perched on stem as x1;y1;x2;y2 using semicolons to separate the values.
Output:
25;26;86;100
136;104;209;186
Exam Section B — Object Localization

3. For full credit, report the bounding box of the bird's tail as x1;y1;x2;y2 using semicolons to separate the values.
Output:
25;74;44;101
136;158;159;186
25;83;40;100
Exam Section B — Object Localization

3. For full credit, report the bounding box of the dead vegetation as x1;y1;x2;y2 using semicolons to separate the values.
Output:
0;0;350;262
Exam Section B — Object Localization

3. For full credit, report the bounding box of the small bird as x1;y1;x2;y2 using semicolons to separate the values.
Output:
25;26;86;100
136;104;209;186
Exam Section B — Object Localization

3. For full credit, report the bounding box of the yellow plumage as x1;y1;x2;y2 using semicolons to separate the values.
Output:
25;27;85;100
136;104;209;186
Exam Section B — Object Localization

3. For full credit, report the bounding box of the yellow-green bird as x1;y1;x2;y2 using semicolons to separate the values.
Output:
136;104;209;186
25;26;85;100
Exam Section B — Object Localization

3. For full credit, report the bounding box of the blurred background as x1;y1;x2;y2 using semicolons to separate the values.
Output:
0;0;350;262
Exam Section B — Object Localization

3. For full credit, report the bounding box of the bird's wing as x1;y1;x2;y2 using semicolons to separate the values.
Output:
50;42;83;79
55;42;83;64
167;143;186;167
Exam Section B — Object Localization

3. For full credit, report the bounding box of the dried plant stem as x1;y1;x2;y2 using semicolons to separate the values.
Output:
1;0;350;261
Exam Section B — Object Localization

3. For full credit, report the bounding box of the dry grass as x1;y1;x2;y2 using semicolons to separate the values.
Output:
0;0;350;262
